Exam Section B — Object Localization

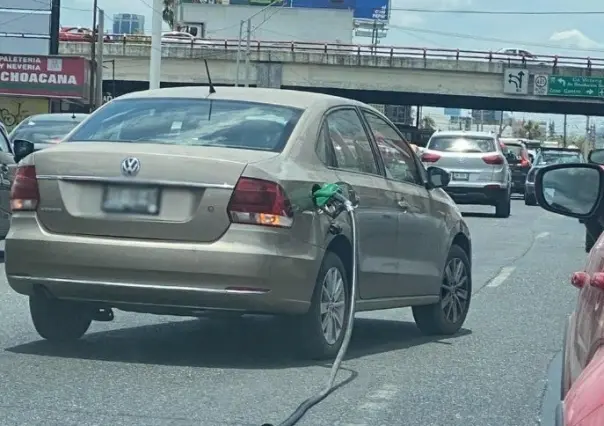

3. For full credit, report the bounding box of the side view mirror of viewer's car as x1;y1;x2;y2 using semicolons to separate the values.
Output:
588;148;604;165
13;139;35;163
426;166;450;189
535;163;604;219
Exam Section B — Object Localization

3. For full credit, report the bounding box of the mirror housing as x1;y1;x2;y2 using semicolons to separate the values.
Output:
588;148;604;165
535;163;604;219
13;139;35;163
426;166;450;189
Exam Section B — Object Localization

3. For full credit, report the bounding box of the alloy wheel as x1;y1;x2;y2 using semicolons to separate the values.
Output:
320;267;346;345
441;258;469;323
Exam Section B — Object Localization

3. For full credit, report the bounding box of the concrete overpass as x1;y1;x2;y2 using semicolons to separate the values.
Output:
58;40;604;115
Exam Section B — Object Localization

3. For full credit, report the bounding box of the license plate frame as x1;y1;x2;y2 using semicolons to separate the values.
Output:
451;172;469;181
102;185;161;215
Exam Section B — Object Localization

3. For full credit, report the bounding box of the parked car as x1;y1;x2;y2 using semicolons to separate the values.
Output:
5;87;472;359
9;113;89;151
525;147;583;206
421;130;512;217
534;162;604;426
500;138;531;196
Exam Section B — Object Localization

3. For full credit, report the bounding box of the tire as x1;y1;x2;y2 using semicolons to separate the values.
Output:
29;295;92;342
495;192;511;218
524;194;537;206
298;251;350;360
586;228;596;253
413;244;471;335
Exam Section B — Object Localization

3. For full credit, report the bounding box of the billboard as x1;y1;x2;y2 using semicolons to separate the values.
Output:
353;0;389;21
0;55;90;100
181;0;386;20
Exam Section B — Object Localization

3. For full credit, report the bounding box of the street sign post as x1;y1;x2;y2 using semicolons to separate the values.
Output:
547;76;604;98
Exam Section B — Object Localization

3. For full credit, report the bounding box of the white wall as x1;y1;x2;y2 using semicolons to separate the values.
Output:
179;3;354;43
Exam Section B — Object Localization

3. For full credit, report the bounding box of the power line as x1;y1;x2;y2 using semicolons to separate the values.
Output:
387;8;604;15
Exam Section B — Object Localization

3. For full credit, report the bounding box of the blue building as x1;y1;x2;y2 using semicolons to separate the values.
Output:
112;13;145;35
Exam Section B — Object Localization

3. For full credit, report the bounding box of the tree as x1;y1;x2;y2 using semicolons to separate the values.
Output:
163;0;175;30
548;121;556;138
513;120;542;140
420;116;436;130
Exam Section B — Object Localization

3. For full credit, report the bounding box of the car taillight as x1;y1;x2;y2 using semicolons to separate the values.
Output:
520;159;530;167
571;271;589;289
227;177;293;228
421;153;440;162
482;154;504;165
10;165;39;211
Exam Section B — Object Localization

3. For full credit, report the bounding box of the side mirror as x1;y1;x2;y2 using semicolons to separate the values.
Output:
13;139;35;163
535;163;604;219
426;166;450;189
588;149;604;165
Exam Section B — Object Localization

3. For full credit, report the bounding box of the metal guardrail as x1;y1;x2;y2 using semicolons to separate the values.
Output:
61;33;604;69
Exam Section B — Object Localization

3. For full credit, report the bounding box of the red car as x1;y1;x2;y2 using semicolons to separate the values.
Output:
534;158;604;425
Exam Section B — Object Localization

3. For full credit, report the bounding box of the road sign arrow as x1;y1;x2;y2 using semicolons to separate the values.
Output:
558;78;566;85
587;89;594;94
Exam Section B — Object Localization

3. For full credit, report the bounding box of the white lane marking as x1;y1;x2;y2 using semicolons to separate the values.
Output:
486;266;516;288
536;232;550;239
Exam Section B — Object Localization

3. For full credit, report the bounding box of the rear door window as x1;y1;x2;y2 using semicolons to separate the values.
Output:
428;136;496;153
67;98;303;153
323;108;380;175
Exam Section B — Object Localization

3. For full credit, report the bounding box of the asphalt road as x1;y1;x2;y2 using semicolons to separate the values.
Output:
0;198;584;426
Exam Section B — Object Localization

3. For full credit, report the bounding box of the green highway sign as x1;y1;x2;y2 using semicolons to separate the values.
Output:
547;76;604;98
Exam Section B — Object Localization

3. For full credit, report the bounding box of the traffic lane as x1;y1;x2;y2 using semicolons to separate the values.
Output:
461;198;554;293
0;201;568;425
297;207;582;425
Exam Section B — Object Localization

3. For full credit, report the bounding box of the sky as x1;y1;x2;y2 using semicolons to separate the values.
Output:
59;0;604;135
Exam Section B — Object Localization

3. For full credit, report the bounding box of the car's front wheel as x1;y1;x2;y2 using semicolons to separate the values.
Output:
298;251;350;360
413;244;472;335
29;295;93;342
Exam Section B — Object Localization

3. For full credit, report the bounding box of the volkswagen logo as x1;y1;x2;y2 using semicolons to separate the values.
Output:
121;157;141;176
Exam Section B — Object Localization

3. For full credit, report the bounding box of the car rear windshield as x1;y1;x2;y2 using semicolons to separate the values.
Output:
503;144;524;156
66;98;303;152
11;119;84;145
427;136;495;153
538;151;582;164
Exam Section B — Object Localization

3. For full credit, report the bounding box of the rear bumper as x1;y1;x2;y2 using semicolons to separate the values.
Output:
511;171;528;192
445;184;508;205
5;214;322;315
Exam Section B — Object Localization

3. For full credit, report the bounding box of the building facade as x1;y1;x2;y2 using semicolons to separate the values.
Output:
112;13;145;35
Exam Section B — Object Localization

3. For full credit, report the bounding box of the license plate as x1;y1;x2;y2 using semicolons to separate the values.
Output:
451;172;469;181
102;185;160;215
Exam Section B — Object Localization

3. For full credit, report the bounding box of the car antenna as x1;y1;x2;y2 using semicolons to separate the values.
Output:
71;112;76;119
204;59;216;94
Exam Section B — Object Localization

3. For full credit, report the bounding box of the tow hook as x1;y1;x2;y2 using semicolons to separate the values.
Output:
92;307;114;322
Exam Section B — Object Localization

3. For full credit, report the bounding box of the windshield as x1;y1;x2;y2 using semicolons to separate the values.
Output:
67;98;303;152
427;136;496;153
537;151;582;165
11;118;85;145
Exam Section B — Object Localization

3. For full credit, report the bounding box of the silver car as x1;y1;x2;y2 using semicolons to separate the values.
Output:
420;130;512;217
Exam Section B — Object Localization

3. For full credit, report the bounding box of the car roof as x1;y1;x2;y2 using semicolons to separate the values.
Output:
117;86;372;111
430;130;496;139
25;113;88;121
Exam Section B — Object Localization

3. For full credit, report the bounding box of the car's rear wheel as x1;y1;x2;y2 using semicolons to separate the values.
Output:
413;244;471;335
524;194;537;206
29;295;92;342
298;251;350;360
495;192;511;218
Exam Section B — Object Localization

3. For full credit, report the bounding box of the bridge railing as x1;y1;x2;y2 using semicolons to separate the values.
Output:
64;34;604;69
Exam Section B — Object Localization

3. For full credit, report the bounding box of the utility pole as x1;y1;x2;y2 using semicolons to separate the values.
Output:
149;0;163;89
95;9;104;108
243;19;251;87
89;0;98;111
584;116;592;158
235;20;244;86
49;0;60;55
563;114;568;146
